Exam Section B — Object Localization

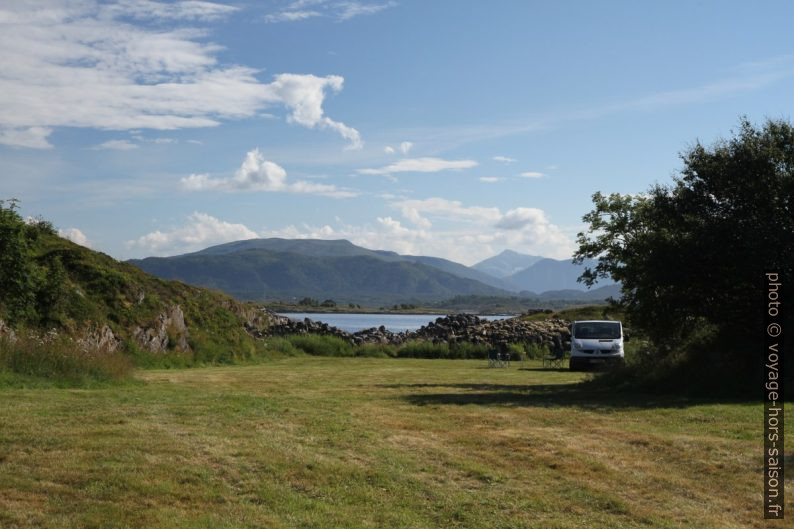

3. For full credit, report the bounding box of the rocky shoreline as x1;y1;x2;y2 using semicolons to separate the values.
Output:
262;311;572;354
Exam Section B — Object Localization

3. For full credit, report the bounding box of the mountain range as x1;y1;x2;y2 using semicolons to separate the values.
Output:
129;239;619;306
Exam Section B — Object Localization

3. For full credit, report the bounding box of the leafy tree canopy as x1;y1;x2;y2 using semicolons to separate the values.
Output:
575;118;793;378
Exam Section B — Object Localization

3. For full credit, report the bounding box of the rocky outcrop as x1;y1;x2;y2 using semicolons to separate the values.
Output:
132;304;189;353
0;319;17;343
268;313;572;353
227;301;275;334
77;324;120;353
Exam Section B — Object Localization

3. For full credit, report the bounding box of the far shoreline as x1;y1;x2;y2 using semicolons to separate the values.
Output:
266;306;519;316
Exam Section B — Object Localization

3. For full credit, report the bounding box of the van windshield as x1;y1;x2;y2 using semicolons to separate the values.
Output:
573;322;621;339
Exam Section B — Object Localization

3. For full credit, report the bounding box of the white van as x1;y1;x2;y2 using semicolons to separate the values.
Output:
569;320;625;370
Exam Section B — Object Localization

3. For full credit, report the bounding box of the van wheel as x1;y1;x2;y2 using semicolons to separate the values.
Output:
569;358;584;371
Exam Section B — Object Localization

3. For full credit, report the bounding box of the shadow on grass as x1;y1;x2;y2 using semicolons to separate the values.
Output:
381;382;755;410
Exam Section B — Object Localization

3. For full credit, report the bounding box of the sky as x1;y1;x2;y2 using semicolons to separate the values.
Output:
2;0;794;265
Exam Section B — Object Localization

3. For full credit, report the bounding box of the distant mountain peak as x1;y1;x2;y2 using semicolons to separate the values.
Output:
472;249;544;279
496;249;524;257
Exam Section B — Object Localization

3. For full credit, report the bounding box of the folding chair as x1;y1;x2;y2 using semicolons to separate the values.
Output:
499;352;510;368
488;350;499;368
542;349;565;368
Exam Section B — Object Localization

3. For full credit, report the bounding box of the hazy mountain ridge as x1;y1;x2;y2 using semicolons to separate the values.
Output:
472;250;544;278
506;257;615;292
175;238;512;290
129;248;511;305
129;239;618;305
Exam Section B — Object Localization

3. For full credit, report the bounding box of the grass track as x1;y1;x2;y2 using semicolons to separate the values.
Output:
0;357;790;528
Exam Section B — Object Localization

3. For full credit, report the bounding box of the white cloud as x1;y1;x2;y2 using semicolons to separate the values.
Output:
358;157;478;175
520;171;544;178
106;1;239;20
495;207;548;230
92;139;139;151
479;176;501;183
265;1;395;23
383;141;413;155
399;206;432;229
265;74;362;149
264;10;322;23
386;197;573;263
255;198;574;265
392;197;501;224
0;127;53;149
127;212;258;255
180;148;358;198
130;197;574;262
492;156;516;163
59;228;91;247
0;2;361;149
337;1;396;20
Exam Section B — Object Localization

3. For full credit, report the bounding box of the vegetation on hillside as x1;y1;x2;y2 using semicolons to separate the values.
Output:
575;118;794;394
0;200;276;383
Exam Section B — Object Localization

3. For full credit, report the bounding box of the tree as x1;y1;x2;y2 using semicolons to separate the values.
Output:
575;118;794;380
0;199;39;323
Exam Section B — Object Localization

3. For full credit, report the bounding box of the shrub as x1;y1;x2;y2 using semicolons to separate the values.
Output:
449;341;492;359
395;340;450;359
524;342;551;359
261;337;303;358
507;343;526;361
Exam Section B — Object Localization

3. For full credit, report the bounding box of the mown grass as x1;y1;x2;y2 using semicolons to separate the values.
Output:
0;357;788;528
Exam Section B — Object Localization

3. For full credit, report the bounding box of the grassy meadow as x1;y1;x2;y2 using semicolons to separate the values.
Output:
0;357;789;528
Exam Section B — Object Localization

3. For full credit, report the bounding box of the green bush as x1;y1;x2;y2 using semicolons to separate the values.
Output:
261;337;303;358
287;334;354;357
392;340;494;359
449;341;492;359
524;342;551;359
395;340;450;359
507;343;526;361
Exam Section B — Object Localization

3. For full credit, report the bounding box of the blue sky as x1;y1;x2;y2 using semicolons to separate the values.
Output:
2;0;793;264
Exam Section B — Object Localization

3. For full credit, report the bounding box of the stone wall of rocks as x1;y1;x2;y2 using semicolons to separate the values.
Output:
265;312;572;353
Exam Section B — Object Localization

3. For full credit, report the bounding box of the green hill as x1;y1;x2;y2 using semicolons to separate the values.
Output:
0;201;274;370
129;247;510;305
183;238;512;291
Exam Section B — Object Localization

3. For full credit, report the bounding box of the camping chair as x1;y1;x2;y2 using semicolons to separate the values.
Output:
488;350;499;368
499;351;510;368
542;348;565;369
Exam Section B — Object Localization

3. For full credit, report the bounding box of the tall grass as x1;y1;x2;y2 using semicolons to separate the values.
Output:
275;334;500;360
0;334;133;386
523;342;551;359
287;334;354;357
